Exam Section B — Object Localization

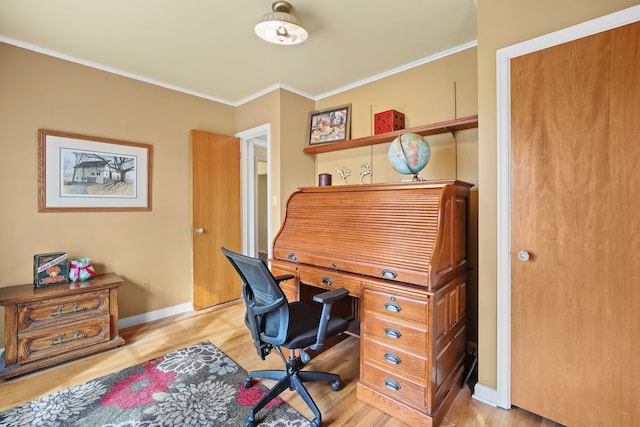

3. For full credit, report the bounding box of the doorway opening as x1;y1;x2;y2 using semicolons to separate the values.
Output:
236;124;271;259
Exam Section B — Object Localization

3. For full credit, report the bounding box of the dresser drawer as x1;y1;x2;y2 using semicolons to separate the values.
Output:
362;311;428;352
300;267;360;297
361;337;427;382
17;290;110;332
361;361;428;409
363;287;428;324
18;315;111;364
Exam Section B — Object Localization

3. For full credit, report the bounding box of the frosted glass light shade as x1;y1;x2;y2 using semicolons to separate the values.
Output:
254;1;308;45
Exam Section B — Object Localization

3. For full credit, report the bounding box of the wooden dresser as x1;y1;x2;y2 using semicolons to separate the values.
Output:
0;273;125;379
271;180;470;427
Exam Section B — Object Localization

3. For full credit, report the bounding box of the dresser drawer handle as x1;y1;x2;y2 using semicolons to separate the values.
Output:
381;269;397;279
384;378;401;391
385;327;402;339
384;353;401;365
288;253;297;261
321;277;333;286
384;302;401;313
49;302;87;317
50;330;86;346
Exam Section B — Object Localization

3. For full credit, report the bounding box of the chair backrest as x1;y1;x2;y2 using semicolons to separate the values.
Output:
221;247;290;357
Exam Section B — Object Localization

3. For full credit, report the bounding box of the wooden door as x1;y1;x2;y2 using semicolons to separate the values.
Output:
191;130;241;310
510;22;640;426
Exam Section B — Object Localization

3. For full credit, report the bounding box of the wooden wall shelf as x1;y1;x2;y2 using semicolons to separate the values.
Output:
303;114;478;155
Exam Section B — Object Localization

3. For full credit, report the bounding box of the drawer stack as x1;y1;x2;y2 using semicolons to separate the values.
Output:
357;277;467;427
17;290;111;364
359;281;433;413
0;273;125;379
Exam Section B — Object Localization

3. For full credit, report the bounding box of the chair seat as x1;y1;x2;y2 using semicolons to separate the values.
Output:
282;301;349;350
221;247;349;427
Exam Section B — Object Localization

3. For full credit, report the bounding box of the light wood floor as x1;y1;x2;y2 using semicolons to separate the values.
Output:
0;300;562;426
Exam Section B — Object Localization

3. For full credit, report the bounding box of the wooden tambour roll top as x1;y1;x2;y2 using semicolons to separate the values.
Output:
272;180;472;290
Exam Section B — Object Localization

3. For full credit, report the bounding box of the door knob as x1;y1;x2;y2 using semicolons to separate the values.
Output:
517;250;530;262
195;227;204;234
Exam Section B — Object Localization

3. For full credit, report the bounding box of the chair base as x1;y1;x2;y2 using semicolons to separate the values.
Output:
243;368;341;427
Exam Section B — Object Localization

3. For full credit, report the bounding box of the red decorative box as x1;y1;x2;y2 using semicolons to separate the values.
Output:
34;252;69;287
374;110;405;134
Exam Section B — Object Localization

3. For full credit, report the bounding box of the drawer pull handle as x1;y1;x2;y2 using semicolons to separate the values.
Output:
50;330;86;346
288;253;297;261
384;353;401;365
321;277;333;286
384;378;401;391
384;302;401;313
385;327;402;339
49;302;87;317
381;269;397;279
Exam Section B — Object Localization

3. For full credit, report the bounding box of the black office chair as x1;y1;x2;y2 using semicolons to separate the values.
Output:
221;247;349;427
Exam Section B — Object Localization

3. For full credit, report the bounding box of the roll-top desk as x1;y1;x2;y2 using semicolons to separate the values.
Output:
270;180;471;427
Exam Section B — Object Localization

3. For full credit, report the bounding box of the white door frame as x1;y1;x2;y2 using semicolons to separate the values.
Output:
493;5;640;409
236;124;271;258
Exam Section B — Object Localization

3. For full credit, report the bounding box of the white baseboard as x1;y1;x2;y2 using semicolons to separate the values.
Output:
118;302;193;329
472;383;499;407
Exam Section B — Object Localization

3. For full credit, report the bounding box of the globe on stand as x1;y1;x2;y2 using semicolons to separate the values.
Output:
387;133;431;181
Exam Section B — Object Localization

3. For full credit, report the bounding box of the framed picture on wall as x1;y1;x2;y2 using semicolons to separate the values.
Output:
38;129;153;212
307;104;351;146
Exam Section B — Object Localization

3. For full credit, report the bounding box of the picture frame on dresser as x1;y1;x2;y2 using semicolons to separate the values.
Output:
307;104;351;146
38;129;153;212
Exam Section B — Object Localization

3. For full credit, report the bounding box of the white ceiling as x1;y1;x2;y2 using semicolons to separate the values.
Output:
0;0;477;106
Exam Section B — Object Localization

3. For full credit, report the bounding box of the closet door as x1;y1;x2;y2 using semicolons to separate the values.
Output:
510;22;640;426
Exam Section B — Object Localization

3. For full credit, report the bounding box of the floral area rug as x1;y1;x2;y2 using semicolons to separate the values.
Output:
0;341;309;427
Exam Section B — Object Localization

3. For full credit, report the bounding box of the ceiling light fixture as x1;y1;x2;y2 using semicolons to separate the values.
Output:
254;1;308;45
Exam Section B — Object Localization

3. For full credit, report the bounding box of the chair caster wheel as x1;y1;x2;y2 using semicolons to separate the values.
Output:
331;380;341;391
310;418;321;427
244;416;255;427
243;377;253;388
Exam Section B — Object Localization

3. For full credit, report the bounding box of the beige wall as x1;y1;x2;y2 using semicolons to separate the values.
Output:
235;89;315;235
315;47;477;185
0;43;235;343
0;43;316;347
278;90;316;212
476;0;639;389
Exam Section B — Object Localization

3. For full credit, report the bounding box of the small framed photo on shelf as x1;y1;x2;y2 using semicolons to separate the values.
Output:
307;104;351;146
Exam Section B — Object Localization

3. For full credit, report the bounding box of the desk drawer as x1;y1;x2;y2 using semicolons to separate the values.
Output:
361;336;427;382
18;315;111;364
363;287;428;324
300;267;360;297
270;263;299;302
17;290;110;332
362;311;428;352
361;361;428;409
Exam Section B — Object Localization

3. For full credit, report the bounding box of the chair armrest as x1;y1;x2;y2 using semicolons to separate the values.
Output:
274;274;294;284
312;288;349;304
310;288;349;351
